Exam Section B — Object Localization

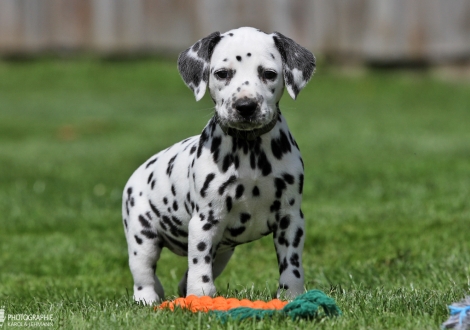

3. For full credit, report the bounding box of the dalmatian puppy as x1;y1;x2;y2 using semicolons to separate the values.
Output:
122;27;315;304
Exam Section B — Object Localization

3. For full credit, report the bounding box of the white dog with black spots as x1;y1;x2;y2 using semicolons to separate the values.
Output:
122;27;315;304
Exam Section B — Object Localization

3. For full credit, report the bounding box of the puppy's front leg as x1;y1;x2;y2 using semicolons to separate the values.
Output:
274;209;306;299
186;216;219;297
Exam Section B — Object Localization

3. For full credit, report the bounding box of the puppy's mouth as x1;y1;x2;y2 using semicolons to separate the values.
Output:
218;112;268;130
215;109;278;132
228;115;265;130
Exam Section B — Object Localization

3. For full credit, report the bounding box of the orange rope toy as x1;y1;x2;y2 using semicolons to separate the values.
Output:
156;295;288;313
155;290;342;323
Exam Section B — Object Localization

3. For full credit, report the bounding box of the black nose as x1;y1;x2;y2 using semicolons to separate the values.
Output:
234;98;258;118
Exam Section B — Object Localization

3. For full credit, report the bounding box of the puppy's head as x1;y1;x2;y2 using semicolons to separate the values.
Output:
178;27;315;130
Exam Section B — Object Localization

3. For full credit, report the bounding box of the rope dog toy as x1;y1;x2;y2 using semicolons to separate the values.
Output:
156;289;341;322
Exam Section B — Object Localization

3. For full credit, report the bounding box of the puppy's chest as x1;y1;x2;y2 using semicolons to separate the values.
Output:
193;150;301;246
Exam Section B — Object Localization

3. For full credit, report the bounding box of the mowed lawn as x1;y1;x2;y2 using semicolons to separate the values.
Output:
0;59;469;329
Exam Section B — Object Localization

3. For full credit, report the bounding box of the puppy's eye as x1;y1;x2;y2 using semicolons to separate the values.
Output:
215;70;231;79
263;70;277;80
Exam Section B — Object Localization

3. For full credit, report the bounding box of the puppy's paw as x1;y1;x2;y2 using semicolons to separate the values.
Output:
133;286;161;305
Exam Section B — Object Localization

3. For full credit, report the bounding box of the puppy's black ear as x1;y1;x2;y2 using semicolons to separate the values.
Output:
272;32;315;100
177;32;222;101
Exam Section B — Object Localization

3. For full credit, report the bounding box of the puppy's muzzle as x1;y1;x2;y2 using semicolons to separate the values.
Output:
234;98;259;119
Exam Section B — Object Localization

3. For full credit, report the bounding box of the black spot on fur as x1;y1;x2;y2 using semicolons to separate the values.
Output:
210;136;222;162
293;227;304;248
138;215;151;228
197;130;209;158
197;242;207;251
293;269;301;278
271;130;291;160
171;185;176;196
147;172;154;184
240;213;251;223
247;53;251;57
257;151;272;176
278;231;290;247
171;216;183;226
202;275;210;283
149;200;161;217
145;158;158;168
189;144;197;155
226;196;233;212
222;154;235;172
193;258;198;264
270;200;281;212
163;197;168;205
200;173;216;197
134;235;143;245
166;154;177;176
138;286;142;290
299;174;304;194
283;173;295;185
141;230;157;239
218;175;237;195
236;55;242;62
234;155;240;169
181;202;190;215
252;186;260;196
172;200;178;211
290;253;300;267
202;223;213;231
151;180;156;190
274;178;287;198
279;215;291;230
162;215;187;237
204;255;211;263
279;257;288;274
235;184;244;199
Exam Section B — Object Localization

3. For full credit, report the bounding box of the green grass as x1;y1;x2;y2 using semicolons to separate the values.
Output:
0;59;469;329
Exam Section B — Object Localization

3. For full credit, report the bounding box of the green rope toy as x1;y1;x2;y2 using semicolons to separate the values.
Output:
211;290;341;323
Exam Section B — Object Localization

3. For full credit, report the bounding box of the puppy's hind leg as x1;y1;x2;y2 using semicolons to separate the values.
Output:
123;197;164;304
128;234;165;304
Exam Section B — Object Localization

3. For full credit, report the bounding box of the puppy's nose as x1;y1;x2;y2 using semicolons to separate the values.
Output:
234;98;258;118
